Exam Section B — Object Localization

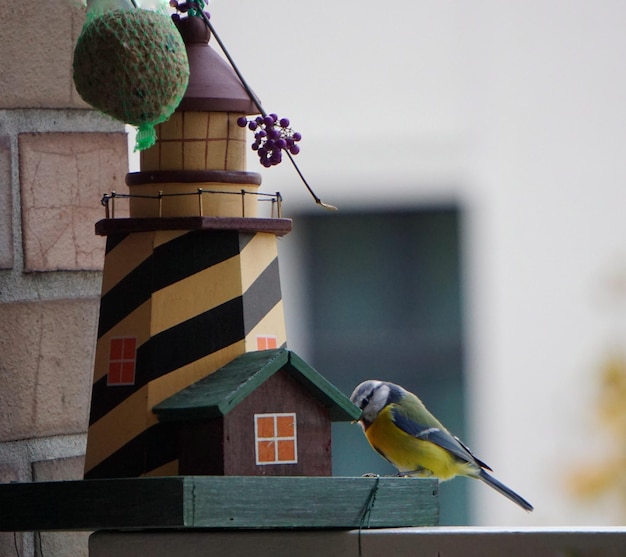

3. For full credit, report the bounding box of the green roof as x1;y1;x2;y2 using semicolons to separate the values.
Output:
153;348;361;422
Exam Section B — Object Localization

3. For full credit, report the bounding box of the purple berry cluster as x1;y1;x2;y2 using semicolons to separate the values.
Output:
237;114;302;168
169;0;208;21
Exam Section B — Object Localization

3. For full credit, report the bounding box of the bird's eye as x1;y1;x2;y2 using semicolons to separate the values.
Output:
361;394;371;408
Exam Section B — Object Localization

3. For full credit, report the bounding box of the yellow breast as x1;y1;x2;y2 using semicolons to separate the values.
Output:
364;405;473;480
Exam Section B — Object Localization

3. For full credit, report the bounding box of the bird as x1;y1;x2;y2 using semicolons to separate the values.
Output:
349;379;533;511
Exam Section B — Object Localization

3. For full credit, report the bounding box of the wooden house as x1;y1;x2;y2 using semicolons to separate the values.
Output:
153;348;359;476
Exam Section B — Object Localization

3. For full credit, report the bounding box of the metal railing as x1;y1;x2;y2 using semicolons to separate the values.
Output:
100;188;283;219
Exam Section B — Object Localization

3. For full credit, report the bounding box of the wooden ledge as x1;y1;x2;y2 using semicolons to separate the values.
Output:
89;527;626;557
0;476;438;531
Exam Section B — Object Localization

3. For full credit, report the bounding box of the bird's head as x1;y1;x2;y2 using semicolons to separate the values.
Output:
350;380;404;427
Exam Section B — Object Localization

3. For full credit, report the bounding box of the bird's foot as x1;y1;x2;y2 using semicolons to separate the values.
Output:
396;467;434;478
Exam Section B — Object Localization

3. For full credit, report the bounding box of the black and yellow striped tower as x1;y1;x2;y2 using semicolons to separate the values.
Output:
84;15;292;479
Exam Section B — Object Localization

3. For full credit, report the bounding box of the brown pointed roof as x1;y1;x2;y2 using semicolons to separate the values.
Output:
175;15;259;113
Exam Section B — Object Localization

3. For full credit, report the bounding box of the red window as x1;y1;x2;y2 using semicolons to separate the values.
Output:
107;337;137;386
254;413;297;465
256;335;278;351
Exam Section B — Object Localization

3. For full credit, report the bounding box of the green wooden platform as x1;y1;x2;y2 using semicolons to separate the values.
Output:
0;476;438;531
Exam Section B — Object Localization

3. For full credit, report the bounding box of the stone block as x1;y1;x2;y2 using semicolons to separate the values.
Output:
33;457;89;557
19;132;128;271
0;0;88;108
0;464;22;556
0;136;12;269
0;298;99;442
36;531;89;557
0;531;23;557
33;455;85;482
0;462;19;483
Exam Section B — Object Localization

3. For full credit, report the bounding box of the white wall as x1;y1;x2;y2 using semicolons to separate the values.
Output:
207;0;626;525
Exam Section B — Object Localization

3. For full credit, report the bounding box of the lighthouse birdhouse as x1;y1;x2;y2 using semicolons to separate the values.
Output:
83;9;359;480
0;3;439;534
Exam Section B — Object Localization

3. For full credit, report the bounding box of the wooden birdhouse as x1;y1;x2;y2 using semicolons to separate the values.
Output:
0;7;439;535
153;348;358;476
82;12;359;480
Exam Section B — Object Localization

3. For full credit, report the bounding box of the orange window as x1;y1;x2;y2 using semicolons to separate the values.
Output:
254;413;297;465
256;336;278;350
107;337;137;386
276;439;296;462
256;415;276;438
256;440;276;464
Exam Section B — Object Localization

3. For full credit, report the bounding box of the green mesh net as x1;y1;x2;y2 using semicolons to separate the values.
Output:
73;5;189;150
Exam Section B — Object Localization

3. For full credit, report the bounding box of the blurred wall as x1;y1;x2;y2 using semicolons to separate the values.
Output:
209;0;626;525
0;1;129;555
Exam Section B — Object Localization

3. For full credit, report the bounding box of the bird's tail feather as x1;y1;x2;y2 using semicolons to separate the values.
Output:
477;469;534;511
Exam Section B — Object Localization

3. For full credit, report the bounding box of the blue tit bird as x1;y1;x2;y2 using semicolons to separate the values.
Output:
350;380;533;511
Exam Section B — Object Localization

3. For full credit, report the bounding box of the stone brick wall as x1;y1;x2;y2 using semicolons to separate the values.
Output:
0;2;129;555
